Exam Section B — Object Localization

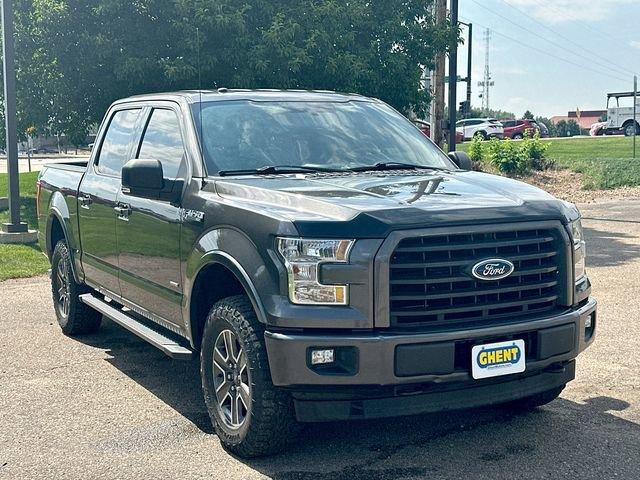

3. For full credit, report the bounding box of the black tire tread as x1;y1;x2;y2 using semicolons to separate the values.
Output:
201;295;300;458
51;240;102;335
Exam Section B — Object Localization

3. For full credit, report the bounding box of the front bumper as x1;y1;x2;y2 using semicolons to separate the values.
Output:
265;298;596;420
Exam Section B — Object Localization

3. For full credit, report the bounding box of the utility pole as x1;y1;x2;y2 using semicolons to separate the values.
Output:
430;0;446;148
447;0;459;151
1;0;27;235
477;28;494;114
459;21;473;118
466;23;472;115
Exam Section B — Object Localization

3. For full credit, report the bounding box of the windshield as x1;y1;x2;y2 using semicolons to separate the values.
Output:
192;100;453;175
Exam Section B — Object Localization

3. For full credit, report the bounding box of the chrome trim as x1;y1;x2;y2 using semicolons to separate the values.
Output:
90;284;186;337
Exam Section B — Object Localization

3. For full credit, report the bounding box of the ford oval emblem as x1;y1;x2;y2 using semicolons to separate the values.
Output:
471;258;515;281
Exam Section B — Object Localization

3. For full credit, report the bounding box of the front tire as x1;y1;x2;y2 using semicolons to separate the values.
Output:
51;240;102;335
201;295;299;457
513;133;524;140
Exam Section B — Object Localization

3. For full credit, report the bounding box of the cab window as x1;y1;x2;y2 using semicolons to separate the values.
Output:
137;108;186;179
95;109;141;176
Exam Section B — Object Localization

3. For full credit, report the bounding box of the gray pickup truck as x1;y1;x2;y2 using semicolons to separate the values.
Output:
37;90;596;457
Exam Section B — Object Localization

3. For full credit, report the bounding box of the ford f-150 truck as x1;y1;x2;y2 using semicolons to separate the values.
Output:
37;90;596;457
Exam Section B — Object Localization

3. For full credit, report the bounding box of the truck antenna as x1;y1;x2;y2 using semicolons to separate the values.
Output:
196;27;204;161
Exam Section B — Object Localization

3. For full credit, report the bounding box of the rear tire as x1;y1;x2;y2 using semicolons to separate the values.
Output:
513;133;523;140
51;240;102;335
503;385;564;411
200;295;300;458
624;122;639;136
474;131;487;140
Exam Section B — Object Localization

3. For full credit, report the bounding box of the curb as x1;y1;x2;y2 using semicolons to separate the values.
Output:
0;229;38;244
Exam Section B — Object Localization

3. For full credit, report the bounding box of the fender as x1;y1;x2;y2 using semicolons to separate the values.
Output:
47;191;84;284
183;227;280;345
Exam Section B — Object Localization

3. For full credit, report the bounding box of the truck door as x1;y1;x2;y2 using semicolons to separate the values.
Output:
115;106;186;328
78;107;142;295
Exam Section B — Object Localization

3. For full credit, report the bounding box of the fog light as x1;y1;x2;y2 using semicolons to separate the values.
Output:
585;314;593;329
311;349;335;365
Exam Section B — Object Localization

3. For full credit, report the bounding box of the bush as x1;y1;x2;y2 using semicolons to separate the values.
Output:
521;132;554;170
484;138;531;175
467;133;553;175
468;134;484;163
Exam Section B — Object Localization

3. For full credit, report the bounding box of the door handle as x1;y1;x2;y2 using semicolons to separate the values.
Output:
114;203;131;219
78;194;92;208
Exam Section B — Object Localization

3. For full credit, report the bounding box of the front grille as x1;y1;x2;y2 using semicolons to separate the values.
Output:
388;226;566;329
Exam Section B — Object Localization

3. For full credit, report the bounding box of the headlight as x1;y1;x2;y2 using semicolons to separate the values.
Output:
277;238;354;305
570;218;586;281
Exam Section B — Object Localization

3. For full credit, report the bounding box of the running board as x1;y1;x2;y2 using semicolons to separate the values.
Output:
79;293;194;360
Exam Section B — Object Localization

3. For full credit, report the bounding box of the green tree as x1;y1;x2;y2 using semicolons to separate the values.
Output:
523;110;534;120
9;0;457;139
468;106;515;120
567;119;581;136
535;116;556;137
556;120;568;137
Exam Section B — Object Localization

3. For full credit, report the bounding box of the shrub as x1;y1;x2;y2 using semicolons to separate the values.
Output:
521;132;554;170
484;138;531;175
468;134;484;163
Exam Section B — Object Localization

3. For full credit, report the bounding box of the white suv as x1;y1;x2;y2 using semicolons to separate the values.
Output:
456;118;504;141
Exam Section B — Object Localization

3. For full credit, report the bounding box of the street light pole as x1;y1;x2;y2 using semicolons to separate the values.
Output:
1;0;27;233
447;0;459;152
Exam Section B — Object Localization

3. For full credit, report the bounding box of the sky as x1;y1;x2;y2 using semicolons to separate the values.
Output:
456;0;640;118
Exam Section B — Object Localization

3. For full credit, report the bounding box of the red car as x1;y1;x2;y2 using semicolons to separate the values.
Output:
501;119;540;139
414;120;464;144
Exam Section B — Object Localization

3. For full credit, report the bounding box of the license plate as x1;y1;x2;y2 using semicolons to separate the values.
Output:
471;339;526;379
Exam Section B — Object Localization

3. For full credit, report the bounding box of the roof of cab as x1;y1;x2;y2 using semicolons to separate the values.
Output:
113;88;374;106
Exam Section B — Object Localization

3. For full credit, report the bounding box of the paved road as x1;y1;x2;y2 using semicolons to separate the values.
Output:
2;201;639;479
0;155;89;174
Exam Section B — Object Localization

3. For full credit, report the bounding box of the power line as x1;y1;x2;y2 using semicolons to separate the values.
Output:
528;0;640;52
496;0;638;77
469;0;635;80
459;16;629;84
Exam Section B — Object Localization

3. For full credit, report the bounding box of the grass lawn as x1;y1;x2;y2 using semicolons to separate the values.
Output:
460;136;640;190
1;171;48;281
0;244;50;281
0;170;39;197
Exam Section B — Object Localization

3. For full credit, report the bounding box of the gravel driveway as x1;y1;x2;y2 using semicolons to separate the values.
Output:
1;200;639;479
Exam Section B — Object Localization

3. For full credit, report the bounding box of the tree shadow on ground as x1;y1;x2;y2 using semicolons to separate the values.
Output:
76;319;639;479
583;224;640;268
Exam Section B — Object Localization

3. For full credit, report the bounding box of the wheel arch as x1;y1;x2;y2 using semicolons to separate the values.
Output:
46;195;83;284
184;228;273;349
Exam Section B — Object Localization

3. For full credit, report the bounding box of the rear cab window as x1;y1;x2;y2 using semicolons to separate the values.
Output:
95;109;141;176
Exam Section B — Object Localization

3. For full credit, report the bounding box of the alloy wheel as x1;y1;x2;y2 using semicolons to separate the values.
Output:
55;256;71;318
212;329;251;429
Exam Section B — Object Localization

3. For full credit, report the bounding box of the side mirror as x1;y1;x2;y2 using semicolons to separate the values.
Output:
122;158;164;197
448;151;473;171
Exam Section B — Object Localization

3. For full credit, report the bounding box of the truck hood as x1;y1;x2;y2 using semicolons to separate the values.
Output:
214;170;573;236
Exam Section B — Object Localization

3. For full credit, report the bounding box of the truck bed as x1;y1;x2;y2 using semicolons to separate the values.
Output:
42;160;88;173
37;161;88;259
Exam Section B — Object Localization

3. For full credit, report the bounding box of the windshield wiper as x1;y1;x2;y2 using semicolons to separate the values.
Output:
218;165;339;177
347;162;450;173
